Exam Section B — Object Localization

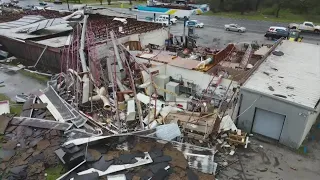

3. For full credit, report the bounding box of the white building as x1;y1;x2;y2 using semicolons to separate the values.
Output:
236;40;320;148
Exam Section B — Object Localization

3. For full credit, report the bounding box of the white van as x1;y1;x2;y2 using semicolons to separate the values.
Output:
158;15;177;24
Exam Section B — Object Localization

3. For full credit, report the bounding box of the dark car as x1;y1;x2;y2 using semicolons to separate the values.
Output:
264;26;289;40
53;0;63;4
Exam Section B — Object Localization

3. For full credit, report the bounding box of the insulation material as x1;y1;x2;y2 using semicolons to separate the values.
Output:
155;123;181;140
219;115;237;132
159;106;183;119
143;107;162;125
126;99;136;121
137;93;164;107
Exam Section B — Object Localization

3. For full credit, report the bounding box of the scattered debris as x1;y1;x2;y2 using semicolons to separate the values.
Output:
273;94;287;98
15;94;30;103
268;86;275;91
286;86;294;90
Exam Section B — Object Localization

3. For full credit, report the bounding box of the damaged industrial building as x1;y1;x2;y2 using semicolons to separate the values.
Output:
0;4;320;180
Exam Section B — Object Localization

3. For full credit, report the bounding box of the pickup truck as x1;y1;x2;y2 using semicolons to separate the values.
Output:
157;15;177;25
155;18;169;26
288;21;320;33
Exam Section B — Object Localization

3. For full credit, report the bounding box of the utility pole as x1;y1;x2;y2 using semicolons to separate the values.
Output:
183;16;187;47
168;15;171;41
67;0;70;11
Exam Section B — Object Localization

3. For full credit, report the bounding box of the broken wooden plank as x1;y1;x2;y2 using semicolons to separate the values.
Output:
11;117;73;131
20;97;36;118
23;103;48;110
0;115;12;134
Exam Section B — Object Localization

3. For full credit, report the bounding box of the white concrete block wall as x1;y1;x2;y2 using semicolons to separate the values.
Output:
139;28;168;48
165;65;237;90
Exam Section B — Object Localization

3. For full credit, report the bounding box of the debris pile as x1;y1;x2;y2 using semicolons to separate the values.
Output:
0;115;65;180
56;135;216;179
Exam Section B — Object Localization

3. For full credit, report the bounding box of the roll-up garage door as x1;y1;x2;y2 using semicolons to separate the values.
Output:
252;108;285;140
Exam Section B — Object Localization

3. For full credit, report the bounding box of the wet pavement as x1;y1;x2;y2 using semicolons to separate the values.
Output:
170;25;317;48
0;66;46;100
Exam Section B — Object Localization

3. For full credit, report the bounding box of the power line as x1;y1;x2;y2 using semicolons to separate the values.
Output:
235;96;261;119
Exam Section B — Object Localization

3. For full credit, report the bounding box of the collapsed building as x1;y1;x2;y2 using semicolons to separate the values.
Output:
0;9;167;72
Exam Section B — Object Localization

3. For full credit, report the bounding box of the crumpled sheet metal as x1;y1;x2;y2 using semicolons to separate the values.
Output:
39;85;87;127
77;152;153;176
62;129;156;147
169;140;216;174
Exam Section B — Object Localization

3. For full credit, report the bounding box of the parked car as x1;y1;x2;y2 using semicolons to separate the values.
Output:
157;15;177;25
288;21;320;33
39;1;47;6
264;26;289;40
224;24;246;32
185;20;204;28
22;5;33;10
53;0;63;4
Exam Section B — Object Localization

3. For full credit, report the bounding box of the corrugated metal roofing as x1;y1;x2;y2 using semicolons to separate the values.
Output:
243;40;320;109
0;15;45;29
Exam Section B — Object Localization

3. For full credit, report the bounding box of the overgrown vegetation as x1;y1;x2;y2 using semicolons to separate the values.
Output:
297;146;308;155
0;94;23;115
201;0;320;23
45;164;65;180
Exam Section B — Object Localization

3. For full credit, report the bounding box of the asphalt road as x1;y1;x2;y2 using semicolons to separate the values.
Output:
110;7;320;41
16;0;320;42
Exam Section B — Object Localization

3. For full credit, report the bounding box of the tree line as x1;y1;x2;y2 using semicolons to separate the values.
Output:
201;0;320;18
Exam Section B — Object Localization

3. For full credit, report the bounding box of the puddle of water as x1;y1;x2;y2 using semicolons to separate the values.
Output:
0;69;46;100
